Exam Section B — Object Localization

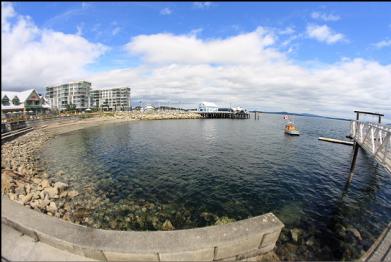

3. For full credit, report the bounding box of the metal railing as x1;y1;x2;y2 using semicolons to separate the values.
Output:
350;121;391;174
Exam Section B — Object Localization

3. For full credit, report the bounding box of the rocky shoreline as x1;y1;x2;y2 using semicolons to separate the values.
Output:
1;112;202;227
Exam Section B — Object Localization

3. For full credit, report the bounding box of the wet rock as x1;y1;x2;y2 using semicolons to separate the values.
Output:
54;182;68;193
162;219;174;231
200;212;217;222
56;170;65;176
290;228;301;242
347;226;362;241
305;237;315;246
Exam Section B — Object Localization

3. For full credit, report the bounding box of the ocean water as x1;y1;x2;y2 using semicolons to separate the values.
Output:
41;113;391;260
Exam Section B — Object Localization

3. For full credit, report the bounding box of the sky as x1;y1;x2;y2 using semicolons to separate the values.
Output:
2;2;391;120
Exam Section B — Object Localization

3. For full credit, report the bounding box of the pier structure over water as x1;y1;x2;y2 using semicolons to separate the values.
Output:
196;111;250;119
349;111;391;175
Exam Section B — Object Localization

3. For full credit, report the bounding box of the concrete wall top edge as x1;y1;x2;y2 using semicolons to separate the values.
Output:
2;196;284;254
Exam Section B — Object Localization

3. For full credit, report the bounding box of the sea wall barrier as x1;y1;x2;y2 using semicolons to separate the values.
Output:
2;197;284;261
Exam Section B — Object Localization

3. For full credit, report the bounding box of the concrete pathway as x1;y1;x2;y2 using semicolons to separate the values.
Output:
1;223;94;261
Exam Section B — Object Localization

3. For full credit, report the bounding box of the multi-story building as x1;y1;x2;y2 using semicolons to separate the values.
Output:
46;81;91;111
90;87;131;111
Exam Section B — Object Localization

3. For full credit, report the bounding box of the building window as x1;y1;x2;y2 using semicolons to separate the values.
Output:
2;97;10;106
12;97;20;105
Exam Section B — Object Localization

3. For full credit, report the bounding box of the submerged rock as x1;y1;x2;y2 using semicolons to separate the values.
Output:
215;216;235;225
347;226;362;241
54;182;68;192
290;228;301;243
162;219;174;231
67;190;79;198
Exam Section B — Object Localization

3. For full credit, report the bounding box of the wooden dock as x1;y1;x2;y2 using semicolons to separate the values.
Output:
350;121;391;174
196;112;250;119
361;222;391;261
318;137;354;146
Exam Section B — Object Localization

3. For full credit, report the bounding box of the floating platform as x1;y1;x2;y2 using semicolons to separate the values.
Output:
196;112;250;119
318;137;354;146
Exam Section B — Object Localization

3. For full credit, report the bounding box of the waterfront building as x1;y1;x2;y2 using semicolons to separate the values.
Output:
90;87;131;111
143;105;155;112
1;89;50;114
46;81;91;111
198;102;219;112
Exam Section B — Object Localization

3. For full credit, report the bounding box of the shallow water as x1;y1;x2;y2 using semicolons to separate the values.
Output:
41;113;391;260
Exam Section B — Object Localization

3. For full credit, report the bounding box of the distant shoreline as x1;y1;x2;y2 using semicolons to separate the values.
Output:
249;111;351;121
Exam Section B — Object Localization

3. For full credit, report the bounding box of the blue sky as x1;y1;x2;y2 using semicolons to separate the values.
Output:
13;2;391;65
2;2;391;119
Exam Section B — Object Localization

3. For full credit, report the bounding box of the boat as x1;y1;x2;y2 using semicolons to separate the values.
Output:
284;122;300;136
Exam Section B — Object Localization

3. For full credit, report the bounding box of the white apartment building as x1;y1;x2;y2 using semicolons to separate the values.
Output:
46;81;91;111
90;87;131;111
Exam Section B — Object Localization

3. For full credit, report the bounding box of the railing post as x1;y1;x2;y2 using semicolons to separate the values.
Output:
349;141;360;179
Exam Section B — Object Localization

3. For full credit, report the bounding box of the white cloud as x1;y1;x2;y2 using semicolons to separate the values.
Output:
125;27;280;65
279;26;295;35
2;2;107;90
306;24;346;44
102;30;390;119
193;2;212;9
311;12;340;22
373;39;391;49
160;7;172;15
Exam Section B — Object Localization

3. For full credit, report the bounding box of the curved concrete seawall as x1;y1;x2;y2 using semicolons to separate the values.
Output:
2;197;284;261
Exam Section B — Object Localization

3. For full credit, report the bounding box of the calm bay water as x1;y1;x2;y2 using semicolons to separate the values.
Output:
41;113;391;260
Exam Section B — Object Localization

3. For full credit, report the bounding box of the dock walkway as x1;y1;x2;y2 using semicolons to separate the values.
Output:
361;222;391;261
350;121;391;174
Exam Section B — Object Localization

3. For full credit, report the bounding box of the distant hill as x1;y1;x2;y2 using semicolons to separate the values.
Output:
249;111;351;121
